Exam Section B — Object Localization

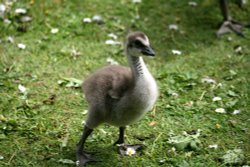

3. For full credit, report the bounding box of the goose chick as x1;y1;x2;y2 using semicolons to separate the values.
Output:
76;32;158;166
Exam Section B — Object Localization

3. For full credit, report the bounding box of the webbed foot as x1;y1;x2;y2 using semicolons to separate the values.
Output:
76;152;97;166
217;20;245;37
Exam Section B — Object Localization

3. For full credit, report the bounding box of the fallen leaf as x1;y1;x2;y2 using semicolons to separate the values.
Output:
215;123;221;129
178;160;189;167
228;120;237;127
185;151;193;158
167;129;201;151
0;133;7;140
149;121;157;126
229;70;237;76
61;133;69;148
220;149;245;165
58;77;82;88
58;159;75;164
99;128;107;134
227;90;238;97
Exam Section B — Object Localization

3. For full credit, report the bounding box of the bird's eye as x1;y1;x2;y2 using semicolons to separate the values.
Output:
134;40;144;48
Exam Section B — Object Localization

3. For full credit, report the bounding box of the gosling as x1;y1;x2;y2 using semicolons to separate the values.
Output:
76;32;158;166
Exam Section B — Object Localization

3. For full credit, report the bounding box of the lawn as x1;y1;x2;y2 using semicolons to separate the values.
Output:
0;0;250;166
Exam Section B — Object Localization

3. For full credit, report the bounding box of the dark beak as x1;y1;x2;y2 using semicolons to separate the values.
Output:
141;46;155;56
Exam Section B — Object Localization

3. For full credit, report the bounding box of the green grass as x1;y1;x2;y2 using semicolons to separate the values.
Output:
0;0;250;166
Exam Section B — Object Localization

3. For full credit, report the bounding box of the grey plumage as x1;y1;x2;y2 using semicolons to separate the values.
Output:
83;65;133;128
76;32;158;165
83;32;158;128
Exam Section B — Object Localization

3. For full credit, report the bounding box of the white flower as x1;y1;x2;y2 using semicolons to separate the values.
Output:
82;110;88;115
18;84;27;94
171;147;176;152
132;0;142;3
213;97;222;102
201;76;216;84
71;48;81;58
4;19;11;24
188;2;197;6
241;0;247;5
83;18;92;23
92;15;103;24
105;40;121;45
169;24;178;30
108;33;118;40
0;4;6;18
17;43;26;49
171;92;179;97
75;160;80;166
7;36;14;43
0;4;5;13
126;147;136;156
20;16;32;22
171;49;182;55
215;108;226;113
51;28;59;34
15;8;27;14
99;128;107;134
217;83;222;87
234;45;242;53
208;144;218;149
184;101;194;107
232;110;241;115
106;57;119;65
227;37;232;41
